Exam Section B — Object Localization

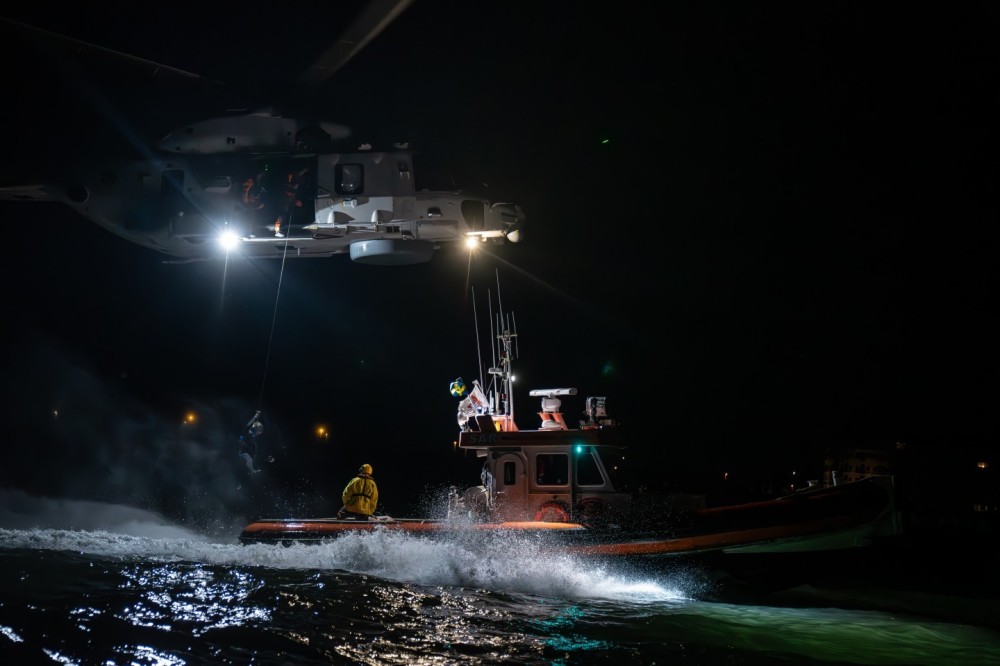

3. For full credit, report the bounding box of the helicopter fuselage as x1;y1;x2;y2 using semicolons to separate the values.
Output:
1;147;524;265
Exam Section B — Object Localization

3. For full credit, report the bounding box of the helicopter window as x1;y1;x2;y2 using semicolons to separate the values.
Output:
335;164;364;194
161;169;184;198
535;453;568;486
575;448;605;486
461;200;485;231
204;176;232;194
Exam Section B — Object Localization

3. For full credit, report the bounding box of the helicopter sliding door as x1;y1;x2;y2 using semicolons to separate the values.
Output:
232;156;318;238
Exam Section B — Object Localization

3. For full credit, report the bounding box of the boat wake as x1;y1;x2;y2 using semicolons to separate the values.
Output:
0;524;691;602
0;489;692;603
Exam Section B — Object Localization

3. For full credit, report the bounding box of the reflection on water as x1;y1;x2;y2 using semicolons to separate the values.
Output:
2;524;999;665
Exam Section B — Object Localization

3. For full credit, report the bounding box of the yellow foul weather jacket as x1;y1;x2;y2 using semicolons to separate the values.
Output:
341;473;378;516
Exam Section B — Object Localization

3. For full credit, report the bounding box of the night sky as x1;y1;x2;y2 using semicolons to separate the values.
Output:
0;2;996;530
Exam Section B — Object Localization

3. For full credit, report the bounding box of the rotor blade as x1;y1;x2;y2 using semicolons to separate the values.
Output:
297;0;415;86
0;16;229;88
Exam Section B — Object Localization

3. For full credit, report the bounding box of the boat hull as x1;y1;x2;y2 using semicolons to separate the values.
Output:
238;518;588;546
238;476;901;559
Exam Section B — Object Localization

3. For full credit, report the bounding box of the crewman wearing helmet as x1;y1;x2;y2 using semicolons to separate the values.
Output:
337;464;379;520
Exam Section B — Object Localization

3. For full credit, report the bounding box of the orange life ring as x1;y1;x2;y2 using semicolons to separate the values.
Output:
533;501;571;522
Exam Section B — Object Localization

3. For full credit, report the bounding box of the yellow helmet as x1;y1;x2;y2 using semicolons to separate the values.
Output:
359;464;373;475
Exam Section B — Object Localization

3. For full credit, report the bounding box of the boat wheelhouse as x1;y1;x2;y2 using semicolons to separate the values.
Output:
454;390;633;524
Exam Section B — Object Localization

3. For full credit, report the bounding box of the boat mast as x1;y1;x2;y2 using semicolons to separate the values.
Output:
485;271;517;431
489;311;517;430
472;287;485;394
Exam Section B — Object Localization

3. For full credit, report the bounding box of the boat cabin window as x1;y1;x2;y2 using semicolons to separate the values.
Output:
596;446;632;492
575;448;605;486
335;164;364;195
535;453;568;486
502;461;516;486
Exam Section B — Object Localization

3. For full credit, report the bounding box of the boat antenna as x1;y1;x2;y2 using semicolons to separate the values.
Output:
511;310;519;361
487;270;517;427
488;288;497;389
472;286;485;390
494;269;504;327
492;307;517;427
493;268;518;370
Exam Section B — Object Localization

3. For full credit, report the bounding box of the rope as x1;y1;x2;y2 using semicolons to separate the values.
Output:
255;206;294;408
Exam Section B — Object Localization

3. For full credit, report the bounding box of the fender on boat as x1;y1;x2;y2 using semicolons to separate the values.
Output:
533;501;571;522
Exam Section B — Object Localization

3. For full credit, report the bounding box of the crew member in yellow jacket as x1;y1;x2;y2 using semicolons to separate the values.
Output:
338;464;379;519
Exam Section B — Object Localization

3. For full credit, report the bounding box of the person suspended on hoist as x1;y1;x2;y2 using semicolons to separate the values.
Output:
239;410;264;474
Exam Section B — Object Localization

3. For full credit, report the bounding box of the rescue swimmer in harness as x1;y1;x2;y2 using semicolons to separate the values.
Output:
239;410;264;474
337;464;379;520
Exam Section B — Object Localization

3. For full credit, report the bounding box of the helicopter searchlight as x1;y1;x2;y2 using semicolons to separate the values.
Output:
218;230;241;252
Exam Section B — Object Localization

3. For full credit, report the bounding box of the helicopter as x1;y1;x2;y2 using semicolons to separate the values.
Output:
0;2;525;265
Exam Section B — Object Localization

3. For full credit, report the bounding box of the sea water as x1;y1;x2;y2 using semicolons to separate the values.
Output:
2;533;999;664
1;493;998;665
